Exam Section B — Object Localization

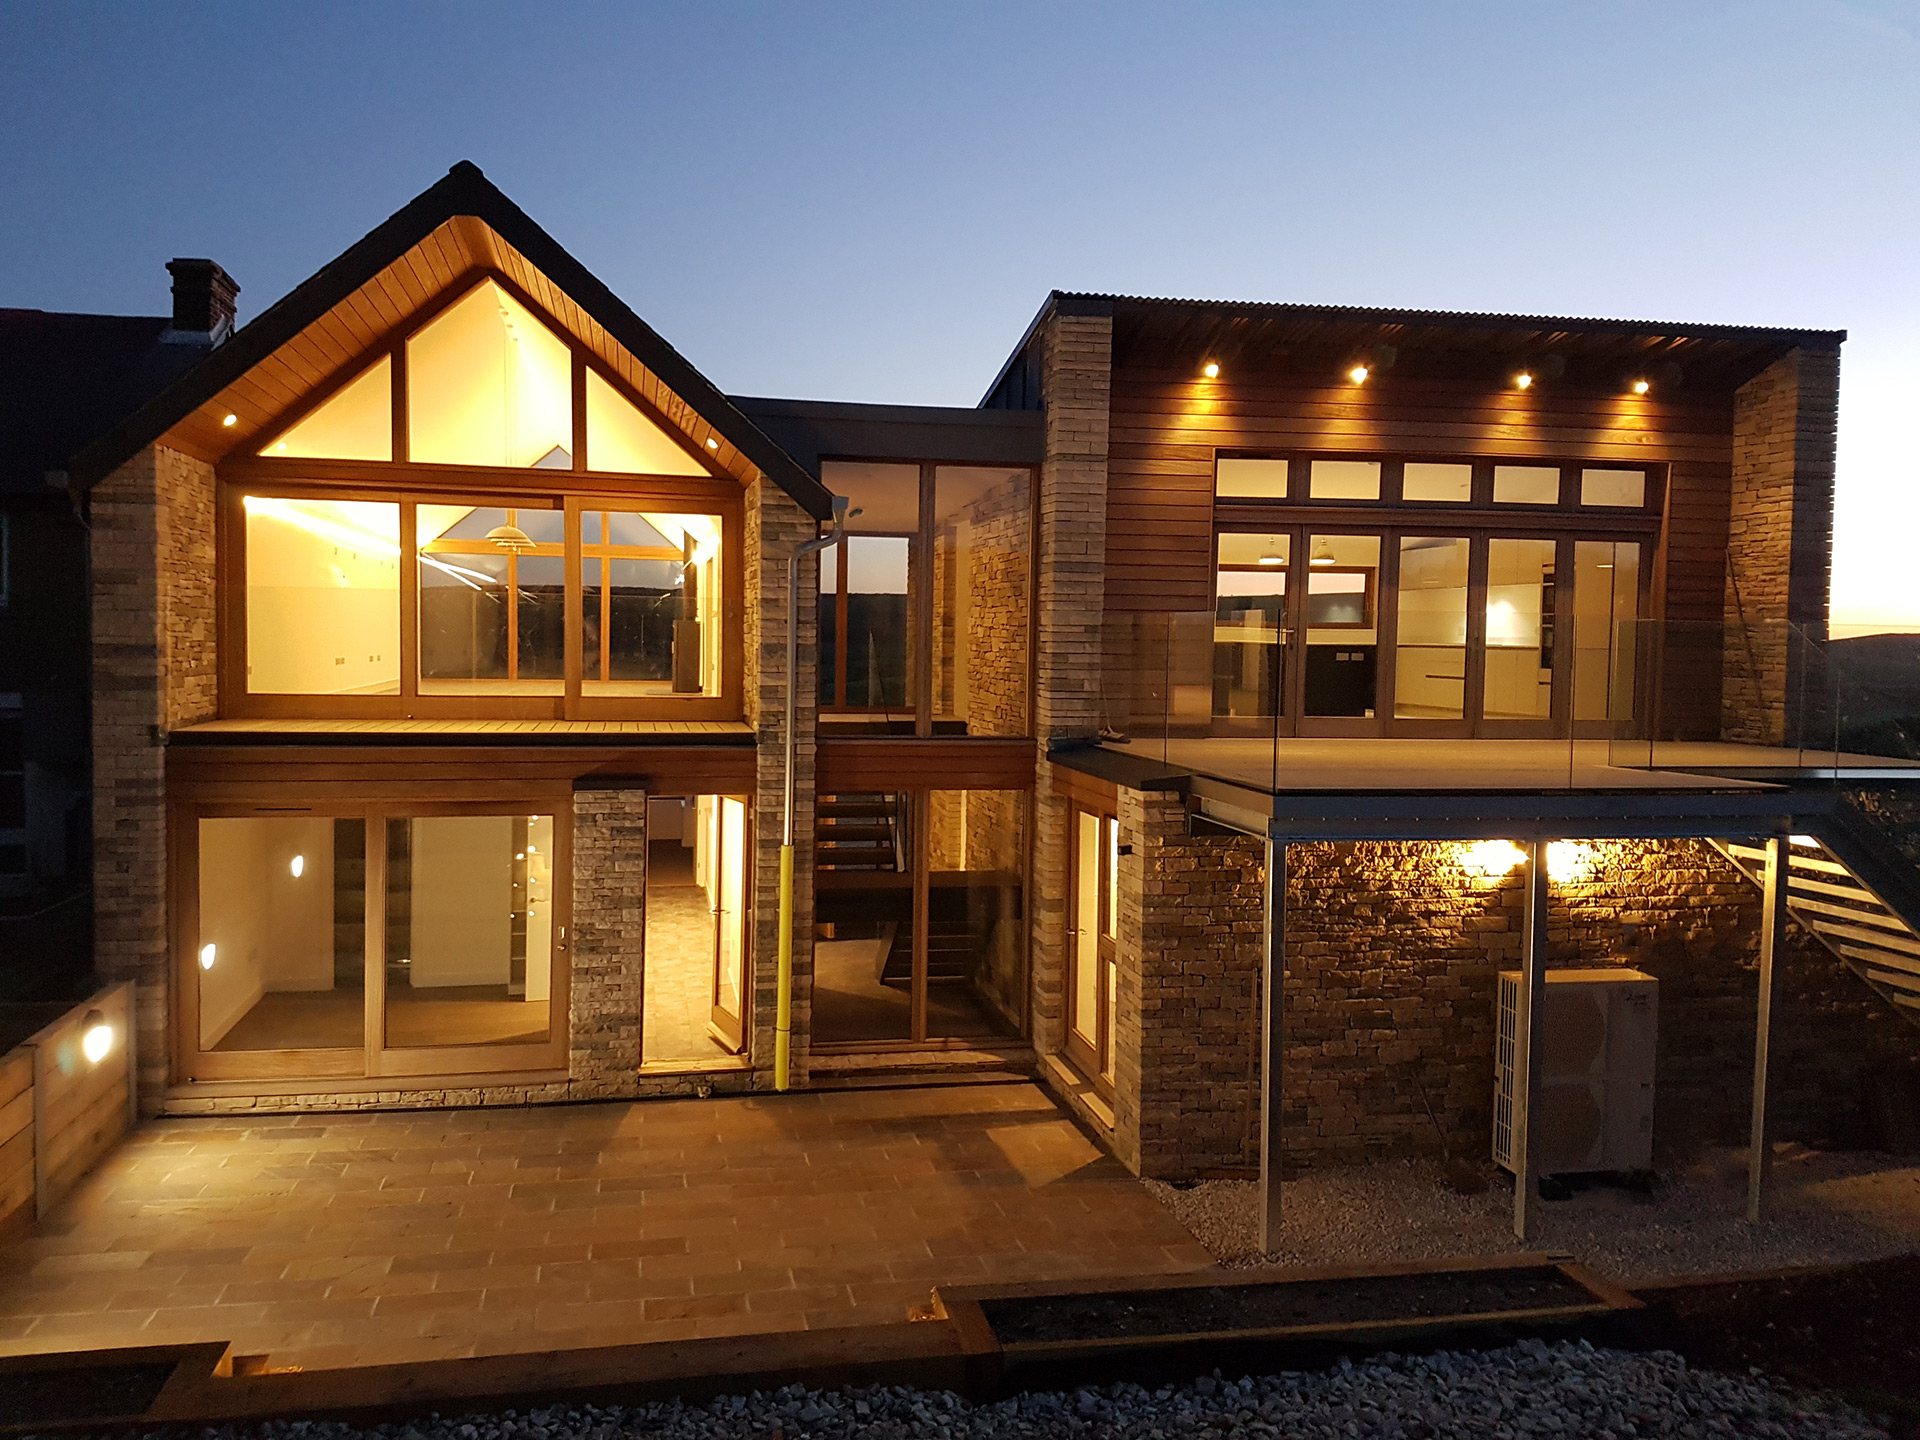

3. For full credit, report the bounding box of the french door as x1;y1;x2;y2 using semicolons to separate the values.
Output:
1067;806;1118;1092
704;795;750;1053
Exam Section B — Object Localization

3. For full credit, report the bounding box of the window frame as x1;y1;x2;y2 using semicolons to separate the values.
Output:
1212;450;1666;518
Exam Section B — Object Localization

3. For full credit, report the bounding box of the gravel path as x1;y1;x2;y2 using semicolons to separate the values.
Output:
116;1340;1886;1439
1146;1148;1920;1283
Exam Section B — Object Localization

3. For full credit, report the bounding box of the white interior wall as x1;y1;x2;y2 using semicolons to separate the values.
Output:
407;816;513;988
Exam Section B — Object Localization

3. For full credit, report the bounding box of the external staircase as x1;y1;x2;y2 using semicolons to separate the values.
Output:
1713;821;1920;1023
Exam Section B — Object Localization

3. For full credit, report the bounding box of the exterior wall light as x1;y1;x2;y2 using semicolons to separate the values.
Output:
1514;372;1533;390
290;854;305;878
1348;365;1370;384
199;943;217;971
222;413;238;427
81;1009;113;1065
1631;379;1651;395
1202;361;1220;379
1459;839;1527;877
1547;840;1595;884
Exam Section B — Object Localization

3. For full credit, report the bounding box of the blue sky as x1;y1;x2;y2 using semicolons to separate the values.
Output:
5;1;1916;629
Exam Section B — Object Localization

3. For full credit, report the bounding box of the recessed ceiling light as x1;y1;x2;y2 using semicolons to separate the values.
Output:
1514;372;1533;390
222;413;237;427
1348;365;1369;384
1632;378;1651;395
706;437;719;449
1201;361;1220;379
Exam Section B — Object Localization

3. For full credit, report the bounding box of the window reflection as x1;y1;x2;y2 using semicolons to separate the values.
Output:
580;509;723;697
417;504;565;695
1393;537;1469;720
1574;541;1641;722
1213;533;1288;720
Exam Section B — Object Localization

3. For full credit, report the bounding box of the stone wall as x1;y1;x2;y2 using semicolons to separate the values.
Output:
1030;310;1113;1100
1111;829;1918;1179
1724;346;1842;745
91;444;217;1110
568;784;646;1097
745;477;818;1086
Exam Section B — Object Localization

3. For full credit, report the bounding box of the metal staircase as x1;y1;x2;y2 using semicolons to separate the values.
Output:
1713;834;1920;1022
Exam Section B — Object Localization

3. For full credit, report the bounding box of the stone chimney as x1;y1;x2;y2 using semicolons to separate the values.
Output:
164;258;239;343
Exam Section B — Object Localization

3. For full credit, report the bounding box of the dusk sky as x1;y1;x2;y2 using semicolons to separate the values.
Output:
5;1;1916;631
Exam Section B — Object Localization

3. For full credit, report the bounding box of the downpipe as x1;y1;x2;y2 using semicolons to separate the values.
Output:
777;495;850;1091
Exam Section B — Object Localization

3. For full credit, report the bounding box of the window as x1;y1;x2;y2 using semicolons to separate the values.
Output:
1403;462;1472;503
259;357;391;462
1310;459;1381;501
1068;808;1118;1089
1581;468;1646;508
190;807;566;1076
408;281;573;469
417;503;565;694
818;461;1034;735
243;498;401;695
1574;541;1642;721
1493;465;1561;505
585;369;708;476
1216;459;1290;499
1483;539;1558;721
581;509;724;697
1393;537;1469;720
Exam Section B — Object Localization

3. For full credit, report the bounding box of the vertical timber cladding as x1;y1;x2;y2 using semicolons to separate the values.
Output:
91;443;217;1112
1101;348;1740;736
1724;347;1842;745
1030;308;1114;1070
1112;832;1916;1182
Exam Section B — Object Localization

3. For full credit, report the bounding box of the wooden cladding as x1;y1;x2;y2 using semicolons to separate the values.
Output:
1104;367;1735;620
817;738;1034;793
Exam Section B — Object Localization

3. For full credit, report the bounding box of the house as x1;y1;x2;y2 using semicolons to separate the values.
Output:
32;164;1920;1219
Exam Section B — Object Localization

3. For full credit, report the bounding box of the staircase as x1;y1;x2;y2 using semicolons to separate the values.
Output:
1713;833;1920;1022
815;793;905;874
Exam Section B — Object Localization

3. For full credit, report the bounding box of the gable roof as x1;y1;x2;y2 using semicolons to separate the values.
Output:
982;290;1848;408
0;309;204;495
69;162;833;519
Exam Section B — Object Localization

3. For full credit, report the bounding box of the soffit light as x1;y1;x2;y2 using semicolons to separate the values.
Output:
1202;361;1220;379
706;437;720;449
222;413;238;427
1632;379;1651;395
1514;372;1533;390
81;1009;112;1065
1348;365;1370;384
485;524;536;553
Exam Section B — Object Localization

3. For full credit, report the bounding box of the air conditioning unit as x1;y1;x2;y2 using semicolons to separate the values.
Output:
1494;967;1657;1175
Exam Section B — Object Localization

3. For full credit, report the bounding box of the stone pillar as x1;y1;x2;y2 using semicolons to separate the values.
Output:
745;476;818;1087
1723;346;1841;745
91;444;216;1111
1030;306;1114;1066
568;783;646;1097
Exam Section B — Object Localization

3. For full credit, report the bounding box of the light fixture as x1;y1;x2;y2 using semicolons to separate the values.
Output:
1631;379;1650;395
1514;372;1533;390
290;854;305;878
1791;834;1819;848
274;441;288;452
1201;361;1220;379
199;943;217;971
1460;840;1527;877
705;437;720;450
81;1010;112;1065
1348;365;1370;384
222;413;238;427
1257;546;1285;566
1547;840;1595;884
485;523;535;553
1309;538;1337;567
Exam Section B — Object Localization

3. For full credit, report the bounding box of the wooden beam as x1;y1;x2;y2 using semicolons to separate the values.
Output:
1257;839;1286;1255
1749;830;1789;1224
1511;838;1551;1242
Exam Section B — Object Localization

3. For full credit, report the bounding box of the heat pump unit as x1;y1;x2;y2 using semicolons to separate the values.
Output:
1494;967;1657;1175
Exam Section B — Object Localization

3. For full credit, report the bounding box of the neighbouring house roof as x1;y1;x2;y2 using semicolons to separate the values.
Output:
66;162;834;519
731;396;1044;471
981;290;1849;408
0;309;204;496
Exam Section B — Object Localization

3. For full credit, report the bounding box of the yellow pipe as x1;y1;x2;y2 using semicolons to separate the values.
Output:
774;842;794;1090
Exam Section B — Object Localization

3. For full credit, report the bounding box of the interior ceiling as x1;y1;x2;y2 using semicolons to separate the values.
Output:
157;215;755;485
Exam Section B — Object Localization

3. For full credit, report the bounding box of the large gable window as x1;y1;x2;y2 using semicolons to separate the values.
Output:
260;357;393;462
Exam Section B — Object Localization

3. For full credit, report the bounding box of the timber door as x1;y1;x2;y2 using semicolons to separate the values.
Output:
706;796;750;1053
1067;806;1118;1092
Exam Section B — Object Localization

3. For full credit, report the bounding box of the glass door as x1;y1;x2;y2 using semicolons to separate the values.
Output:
1478;537;1564;737
1293;533;1384;735
706;796;749;1053
1067;807;1118;1091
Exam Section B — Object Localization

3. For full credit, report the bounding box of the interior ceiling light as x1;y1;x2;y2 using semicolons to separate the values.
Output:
1632;378;1651;395
222;413;238;427
1310;539;1337;567
1258;545;1284;566
485;523;536;553
1348;365;1370;384
1202;361;1220;379
1514;372;1533;390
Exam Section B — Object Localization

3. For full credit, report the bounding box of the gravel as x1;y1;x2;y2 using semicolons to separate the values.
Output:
1146;1148;1920;1283
85;1340;1887;1440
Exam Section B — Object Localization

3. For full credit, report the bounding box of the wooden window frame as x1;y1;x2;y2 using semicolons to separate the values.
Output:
1063;804;1118;1098
171;795;574;1087
1212;452;1667;521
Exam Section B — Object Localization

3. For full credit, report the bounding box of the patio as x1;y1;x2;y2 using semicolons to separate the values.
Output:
0;1083;1212;1371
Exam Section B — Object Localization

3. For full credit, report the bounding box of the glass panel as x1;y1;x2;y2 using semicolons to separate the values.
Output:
1484;539;1558;721
1402;462;1472;503
812;792;913;1042
931;466;1031;735
642;795;747;1063
1492;465;1561;505
197;817;364;1053
1214;533;1288;719
1071;811;1099;1048
823;461;920;533
842;536;911;711
925;790;1026;1038
1581;468;1647;508
1303;535;1380;717
1393;537;1469;720
818;543;839;706
244;497;400;695
1574;541;1642;722
408;280;572;468
584;368;709;477
384;815;553;1048
417;504;565;695
1309;460;1381;501
1215;458;1289;499
259;356;391;461
580;509;723;697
